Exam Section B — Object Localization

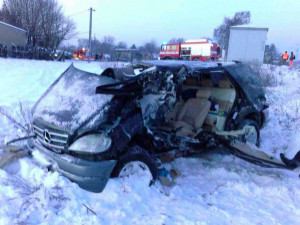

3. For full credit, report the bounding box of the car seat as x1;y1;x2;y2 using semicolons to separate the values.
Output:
170;89;211;136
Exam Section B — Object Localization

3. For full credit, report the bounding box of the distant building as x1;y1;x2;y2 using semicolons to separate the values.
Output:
227;25;268;63
0;21;27;50
115;48;138;62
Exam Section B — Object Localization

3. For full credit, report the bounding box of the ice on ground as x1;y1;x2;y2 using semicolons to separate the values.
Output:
0;59;300;225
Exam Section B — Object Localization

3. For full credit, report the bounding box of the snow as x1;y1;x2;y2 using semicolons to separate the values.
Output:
33;65;115;131
1;59;300;224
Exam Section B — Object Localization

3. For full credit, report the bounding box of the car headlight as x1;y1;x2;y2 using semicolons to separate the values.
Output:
69;134;111;154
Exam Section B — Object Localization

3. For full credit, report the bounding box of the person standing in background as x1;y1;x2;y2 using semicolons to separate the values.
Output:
290;52;296;68
282;51;289;65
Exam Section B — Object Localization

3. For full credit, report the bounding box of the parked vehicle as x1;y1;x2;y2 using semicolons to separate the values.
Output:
10;44;54;60
30;60;300;192
159;39;220;61
0;42;7;58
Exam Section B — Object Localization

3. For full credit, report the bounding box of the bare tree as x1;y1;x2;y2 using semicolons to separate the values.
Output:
77;38;101;53
213;11;251;54
39;0;75;49
59;44;77;53
144;40;159;59
77;38;89;48
130;44;137;49
91;37;101;53
100;36;115;54
1;0;75;49
264;43;280;64
168;38;185;44
1;0;24;28
116;41;127;49
138;46;146;53
77;36;117;55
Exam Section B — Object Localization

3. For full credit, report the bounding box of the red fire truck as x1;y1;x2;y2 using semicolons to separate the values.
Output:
159;39;220;61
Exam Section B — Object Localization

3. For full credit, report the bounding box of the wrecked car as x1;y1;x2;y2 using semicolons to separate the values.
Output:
30;60;300;192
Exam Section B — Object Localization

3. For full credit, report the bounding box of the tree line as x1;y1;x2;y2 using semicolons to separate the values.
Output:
61;37;163;60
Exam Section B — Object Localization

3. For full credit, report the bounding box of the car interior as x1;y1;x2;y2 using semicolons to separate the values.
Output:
164;72;237;137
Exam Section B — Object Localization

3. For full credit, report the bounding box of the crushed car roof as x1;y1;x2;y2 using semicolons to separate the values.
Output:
100;60;266;111
133;60;236;73
132;60;266;110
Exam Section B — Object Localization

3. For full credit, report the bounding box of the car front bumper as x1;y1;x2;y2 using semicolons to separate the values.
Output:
34;140;117;193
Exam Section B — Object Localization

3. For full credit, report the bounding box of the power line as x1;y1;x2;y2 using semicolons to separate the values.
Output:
77;31;89;35
68;9;89;18
23;9;89;27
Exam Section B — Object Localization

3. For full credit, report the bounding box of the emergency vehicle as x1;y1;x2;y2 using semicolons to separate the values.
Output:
159;39;220;61
73;48;94;60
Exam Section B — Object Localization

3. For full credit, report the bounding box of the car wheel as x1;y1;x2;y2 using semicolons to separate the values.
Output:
193;57;199;61
111;146;158;184
237;119;260;146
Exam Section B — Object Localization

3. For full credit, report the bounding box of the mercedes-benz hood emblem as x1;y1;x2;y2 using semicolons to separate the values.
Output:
43;130;51;143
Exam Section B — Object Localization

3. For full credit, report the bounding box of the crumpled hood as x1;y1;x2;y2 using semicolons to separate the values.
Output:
32;64;116;133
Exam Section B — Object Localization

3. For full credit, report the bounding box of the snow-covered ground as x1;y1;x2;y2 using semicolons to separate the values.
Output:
0;59;300;225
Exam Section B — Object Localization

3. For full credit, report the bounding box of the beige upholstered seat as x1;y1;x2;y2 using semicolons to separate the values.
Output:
218;78;233;88
170;89;211;136
215;78;235;112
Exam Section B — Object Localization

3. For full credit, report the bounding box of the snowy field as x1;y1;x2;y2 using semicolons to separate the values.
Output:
0;59;300;225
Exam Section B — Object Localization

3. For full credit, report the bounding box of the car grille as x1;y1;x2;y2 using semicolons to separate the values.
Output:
33;124;69;153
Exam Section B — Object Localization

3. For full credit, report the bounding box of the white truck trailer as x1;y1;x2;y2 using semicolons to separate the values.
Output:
227;25;268;63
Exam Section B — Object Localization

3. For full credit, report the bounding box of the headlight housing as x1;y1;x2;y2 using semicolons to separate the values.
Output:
69;134;112;154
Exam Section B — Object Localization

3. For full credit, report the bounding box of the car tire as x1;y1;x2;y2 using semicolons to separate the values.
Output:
237;119;260;146
111;146;158;184
193;57;199;61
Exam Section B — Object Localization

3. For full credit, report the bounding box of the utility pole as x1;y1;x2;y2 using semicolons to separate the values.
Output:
88;7;95;63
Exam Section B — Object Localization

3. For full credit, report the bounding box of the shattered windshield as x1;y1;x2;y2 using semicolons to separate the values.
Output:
33;64;116;132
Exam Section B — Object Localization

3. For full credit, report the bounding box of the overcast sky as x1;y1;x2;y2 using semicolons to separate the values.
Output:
59;0;300;53
1;0;300;53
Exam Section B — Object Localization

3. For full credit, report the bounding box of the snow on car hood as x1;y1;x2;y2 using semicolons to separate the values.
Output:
32;64;116;132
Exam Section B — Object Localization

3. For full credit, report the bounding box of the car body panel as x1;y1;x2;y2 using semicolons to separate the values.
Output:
35;140;116;192
224;63;266;111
